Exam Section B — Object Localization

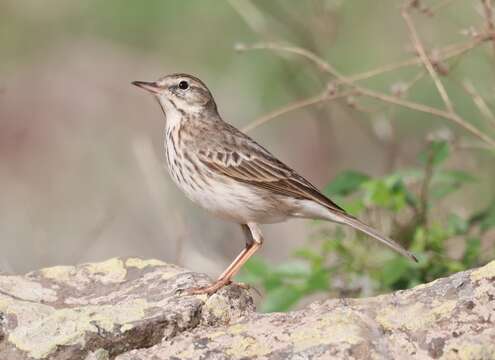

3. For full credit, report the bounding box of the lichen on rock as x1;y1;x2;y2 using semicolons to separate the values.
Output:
0;257;252;359
0;257;493;359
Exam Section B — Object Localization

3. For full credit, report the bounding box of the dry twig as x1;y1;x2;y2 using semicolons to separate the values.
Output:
481;0;495;54
242;90;353;132
236;0;495;149
238;41;495;148
402;2;455;113
460;80;495;126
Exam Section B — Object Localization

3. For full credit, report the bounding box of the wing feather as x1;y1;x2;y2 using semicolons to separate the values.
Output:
198;147;347;215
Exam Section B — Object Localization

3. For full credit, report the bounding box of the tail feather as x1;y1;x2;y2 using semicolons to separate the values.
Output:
338;215;418;262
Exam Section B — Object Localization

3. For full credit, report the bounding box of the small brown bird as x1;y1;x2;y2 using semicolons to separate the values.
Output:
132;74;417;295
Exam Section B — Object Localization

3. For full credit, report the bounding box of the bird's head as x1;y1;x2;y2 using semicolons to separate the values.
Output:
132;73;217;120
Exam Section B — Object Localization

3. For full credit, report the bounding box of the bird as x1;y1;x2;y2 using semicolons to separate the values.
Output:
132;73;417;295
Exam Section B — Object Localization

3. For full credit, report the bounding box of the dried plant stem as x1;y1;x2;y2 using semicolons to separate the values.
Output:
238;38;484;87
402;3;454;113
404;71;427;94
460;80;495;126
351;86;495;148
482;0;495;54
238;40;495;148
236;42;334;74
243;90;354;132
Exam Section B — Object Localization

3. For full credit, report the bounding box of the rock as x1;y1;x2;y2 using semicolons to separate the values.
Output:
1;258;494;359
0;257;254;359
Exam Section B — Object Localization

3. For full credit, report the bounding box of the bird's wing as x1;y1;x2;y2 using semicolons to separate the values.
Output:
196;134;347;215
195;123;417;263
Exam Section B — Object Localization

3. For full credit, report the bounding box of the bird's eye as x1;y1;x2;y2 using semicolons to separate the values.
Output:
178;80;189;90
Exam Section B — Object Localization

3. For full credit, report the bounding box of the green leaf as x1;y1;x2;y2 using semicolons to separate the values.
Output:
419;140;449;167
341;198;366;216
362;180;390;207
384;172;419;208
426;223;449;252
324;170;370;196
362;178;407;211
261;286;303;312
412;226;427;252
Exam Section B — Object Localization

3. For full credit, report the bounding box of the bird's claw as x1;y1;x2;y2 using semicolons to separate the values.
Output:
182;279;232;296
179;279;262;296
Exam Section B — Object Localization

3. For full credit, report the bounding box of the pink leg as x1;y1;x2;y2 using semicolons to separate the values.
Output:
186;223;263;295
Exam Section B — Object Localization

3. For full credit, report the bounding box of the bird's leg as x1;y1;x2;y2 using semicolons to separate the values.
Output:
186;223;263;295
215;224;254;281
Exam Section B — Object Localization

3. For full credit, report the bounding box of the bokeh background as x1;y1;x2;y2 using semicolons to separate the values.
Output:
1;1;494;308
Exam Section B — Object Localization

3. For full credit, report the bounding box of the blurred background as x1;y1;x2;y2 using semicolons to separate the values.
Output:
1;0;494;310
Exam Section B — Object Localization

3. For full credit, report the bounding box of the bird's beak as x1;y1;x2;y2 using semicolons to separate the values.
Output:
131;81;161;95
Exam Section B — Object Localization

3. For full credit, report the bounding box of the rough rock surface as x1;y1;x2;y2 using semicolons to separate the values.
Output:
0;258;494;360
0;258;253;360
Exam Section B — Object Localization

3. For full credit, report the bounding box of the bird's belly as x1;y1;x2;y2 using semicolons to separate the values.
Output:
165;140;289;224
171;172;289;224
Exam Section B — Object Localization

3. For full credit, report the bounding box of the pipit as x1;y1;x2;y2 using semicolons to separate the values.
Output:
132;73;417;295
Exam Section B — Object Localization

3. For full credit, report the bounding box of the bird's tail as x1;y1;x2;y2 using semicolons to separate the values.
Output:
336;214;418;262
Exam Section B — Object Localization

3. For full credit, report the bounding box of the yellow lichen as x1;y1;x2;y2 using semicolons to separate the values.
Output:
125;258;167;269
204;294;233;322
40;265;76;283
377;300;457;331
470;260;495;281
225;336;271;358
84;258;127;284
290;313;363;351
8;299;148;359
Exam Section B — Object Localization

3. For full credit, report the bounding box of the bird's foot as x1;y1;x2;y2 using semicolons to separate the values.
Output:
183;279;260;296
184;278;232;295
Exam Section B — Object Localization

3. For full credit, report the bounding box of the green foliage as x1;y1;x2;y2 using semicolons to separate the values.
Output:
238;140;495;312
324;171;370;197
